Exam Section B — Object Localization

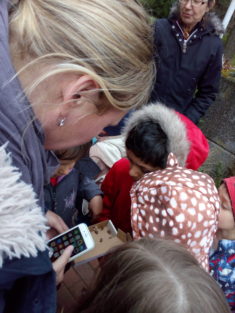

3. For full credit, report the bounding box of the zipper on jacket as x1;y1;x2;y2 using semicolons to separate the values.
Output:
52;185;57;211
183;40;187;53
176;21;198;53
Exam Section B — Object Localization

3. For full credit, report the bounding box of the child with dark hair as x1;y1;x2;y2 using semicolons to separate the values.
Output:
99;103;210;235
210;176;235;311
122;104;220;271
44;144;103;228
76;238;231;313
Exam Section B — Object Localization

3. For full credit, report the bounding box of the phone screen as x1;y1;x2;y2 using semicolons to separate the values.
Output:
48;226;87;262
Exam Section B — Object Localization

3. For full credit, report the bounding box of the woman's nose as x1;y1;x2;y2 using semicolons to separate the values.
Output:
185;0;193;9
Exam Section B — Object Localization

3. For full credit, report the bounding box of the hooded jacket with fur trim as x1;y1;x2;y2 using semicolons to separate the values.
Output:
99;104;209;239
122;103;190;167
150;4;223;124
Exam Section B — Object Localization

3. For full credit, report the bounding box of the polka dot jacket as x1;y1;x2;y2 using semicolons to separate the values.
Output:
130;153;220;271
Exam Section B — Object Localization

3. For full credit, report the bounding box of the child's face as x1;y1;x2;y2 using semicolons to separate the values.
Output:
218;183;235;230
54;159;76;177
126;150;160;181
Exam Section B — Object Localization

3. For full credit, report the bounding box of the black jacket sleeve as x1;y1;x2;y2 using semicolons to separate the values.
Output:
184;40;223;124
80;174;103;202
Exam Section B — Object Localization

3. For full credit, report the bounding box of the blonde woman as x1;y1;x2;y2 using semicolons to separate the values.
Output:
0;0;155;312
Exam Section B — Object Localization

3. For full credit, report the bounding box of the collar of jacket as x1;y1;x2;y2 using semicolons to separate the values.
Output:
170;19;201;51
169;2;224;36
0;144;48;268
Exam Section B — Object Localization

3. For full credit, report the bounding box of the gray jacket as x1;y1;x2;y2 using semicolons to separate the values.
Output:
0;1;58;312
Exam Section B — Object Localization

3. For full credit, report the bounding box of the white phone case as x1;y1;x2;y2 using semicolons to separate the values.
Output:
48;223;95;262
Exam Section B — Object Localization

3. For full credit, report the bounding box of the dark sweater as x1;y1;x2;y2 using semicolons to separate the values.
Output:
44;168;102;228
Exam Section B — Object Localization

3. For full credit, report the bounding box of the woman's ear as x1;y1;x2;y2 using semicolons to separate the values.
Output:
62;75;100;109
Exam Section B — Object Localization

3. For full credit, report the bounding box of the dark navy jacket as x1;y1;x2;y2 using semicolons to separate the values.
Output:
150;11;223;124
0;252;56;313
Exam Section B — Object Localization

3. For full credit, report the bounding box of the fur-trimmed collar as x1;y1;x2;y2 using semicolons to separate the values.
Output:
122;103;190;167
169;3;224;36
0;144;48;267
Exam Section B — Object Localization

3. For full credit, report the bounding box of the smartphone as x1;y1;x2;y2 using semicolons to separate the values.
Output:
47;223;95;262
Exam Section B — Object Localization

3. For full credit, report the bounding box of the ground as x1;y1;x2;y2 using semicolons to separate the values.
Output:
57;259;99;313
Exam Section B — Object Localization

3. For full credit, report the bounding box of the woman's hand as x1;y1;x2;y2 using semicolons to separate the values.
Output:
46;210;69;239
45;211;73;284
52;245;74;285
46;211;74;284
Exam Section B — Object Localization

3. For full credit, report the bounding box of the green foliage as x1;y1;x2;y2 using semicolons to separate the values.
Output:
140;0;231;19
231;55;235;66
222;68;235;82
198;157;235;188
222;33;229;44
199;161;224;188
139;0;173;18
214;0;232;18
213;162;224;188
197;118;205;130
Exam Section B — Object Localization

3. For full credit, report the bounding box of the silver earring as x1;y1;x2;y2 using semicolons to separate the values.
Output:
58;117;66;127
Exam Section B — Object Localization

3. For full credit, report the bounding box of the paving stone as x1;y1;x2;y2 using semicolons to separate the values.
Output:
57;262;98;313
63;267;80;288
201;78;235;154
57;283;77;313
200;140;235;185
74;262;96;288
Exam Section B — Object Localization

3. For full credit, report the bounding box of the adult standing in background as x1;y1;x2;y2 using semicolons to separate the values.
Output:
0;0;155;312
150;0;224;124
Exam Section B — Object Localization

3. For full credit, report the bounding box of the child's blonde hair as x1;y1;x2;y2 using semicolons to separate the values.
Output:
54;142;91;162
77;238;231;313
9;0;155;110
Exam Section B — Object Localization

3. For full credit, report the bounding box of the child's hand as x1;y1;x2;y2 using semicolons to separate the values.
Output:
46;210;69;239
89;195;103;222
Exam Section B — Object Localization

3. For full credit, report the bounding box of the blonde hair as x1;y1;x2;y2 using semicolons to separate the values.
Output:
9;0;155;110
77;238;231;313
